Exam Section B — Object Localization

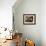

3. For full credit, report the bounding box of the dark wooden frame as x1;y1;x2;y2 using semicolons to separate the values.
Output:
23;14;36;25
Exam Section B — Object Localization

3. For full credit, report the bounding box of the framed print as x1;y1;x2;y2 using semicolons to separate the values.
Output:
23;14;36;25
13;13;15;31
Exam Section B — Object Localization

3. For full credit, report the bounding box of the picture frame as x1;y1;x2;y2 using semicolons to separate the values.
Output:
23;14;36;25
13;13;15;31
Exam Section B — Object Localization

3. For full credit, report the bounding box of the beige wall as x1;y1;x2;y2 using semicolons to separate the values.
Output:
13;0;41;46
41;0;46;46
0;0;16;29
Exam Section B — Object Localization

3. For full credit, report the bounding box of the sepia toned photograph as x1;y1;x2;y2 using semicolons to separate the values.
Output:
23;14;36;25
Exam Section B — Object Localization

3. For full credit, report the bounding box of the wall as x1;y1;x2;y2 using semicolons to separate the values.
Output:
0;0;16;30
41;0;46;46
13;0;41;46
